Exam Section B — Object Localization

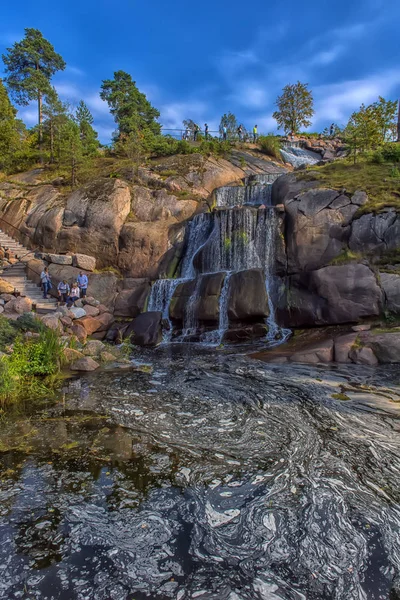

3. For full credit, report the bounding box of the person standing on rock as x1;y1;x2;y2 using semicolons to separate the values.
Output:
237;124;243;141
57;280;70;305
193;124;200;141
222;125;227;141
204;123;209;140
330;123;335;137
253;124;258;143
77;271;89;298
40;267;52;299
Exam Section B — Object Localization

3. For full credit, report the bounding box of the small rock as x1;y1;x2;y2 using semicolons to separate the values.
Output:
70;323;87;343
100;351;116;363
74;299;84;308
83;340;106;356
349;346;378;366
83;297;100;307
352;324;371;332
0;293;14;302
60;316;73;327
70;357;100;371
63;348;84;363
79;316;102;335
69;307;86;320
0;279;15;294
351;190;368;206
40;314;62;332
83;304;100;317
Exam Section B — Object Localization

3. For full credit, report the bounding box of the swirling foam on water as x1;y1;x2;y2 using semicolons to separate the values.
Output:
1;350;400;599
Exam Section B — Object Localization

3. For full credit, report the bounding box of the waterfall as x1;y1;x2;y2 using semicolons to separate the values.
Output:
280;146;321;168
215;173;282;209
145;172;289;345
200;271;232;345
148;278;183;342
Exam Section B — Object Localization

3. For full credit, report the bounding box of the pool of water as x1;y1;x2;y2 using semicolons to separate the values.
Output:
1;347;400;599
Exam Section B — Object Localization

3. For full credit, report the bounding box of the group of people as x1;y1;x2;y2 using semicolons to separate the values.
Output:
40;267;89;306
182;124;258;143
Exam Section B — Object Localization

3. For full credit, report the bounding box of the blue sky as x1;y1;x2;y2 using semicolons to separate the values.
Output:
1;0;400;143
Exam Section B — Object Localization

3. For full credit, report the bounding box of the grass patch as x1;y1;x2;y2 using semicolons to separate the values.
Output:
298;157;400;214
331;392;351;401
93;266;123;278
330;248;363;265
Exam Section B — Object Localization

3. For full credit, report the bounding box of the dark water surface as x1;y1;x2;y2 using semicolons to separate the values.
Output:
1;346;400;600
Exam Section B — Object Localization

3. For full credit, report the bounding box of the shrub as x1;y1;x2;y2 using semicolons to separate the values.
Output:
0;327;64;404
0;315;17;351
258;135;282;161
381;143;400;163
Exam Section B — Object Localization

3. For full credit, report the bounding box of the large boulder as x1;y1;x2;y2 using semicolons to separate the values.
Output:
46;253;72;265
127;311;163;347
72;253;96;271
349;211;400;254
70;357;100;371
114;280;151;317
169;272;226;324
4;296;32;314
277;264;382;327
380;273;400;315
367;332;400;363
59;178;131;267
227;269;269;321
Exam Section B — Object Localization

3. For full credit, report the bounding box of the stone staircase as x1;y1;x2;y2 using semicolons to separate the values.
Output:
0;228;58;314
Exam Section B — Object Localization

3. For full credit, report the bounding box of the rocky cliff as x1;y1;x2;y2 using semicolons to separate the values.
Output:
272;173;400;328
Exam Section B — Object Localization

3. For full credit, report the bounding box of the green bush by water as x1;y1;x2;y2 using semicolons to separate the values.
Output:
0;323;65;405
258;135;282;161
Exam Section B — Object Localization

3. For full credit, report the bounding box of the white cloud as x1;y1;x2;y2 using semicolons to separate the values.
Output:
66;65;85;77
160;101;210;129
313;69;400;124
310;45;345;67
54;82;81;100
85;93;110;116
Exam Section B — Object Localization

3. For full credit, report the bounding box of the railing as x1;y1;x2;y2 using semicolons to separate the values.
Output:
161;128;264;143
0;216;39;269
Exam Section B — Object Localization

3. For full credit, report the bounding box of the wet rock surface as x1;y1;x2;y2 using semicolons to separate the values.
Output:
1;347;400;599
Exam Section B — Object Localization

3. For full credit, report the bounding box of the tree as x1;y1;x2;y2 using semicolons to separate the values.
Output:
75;100;99;155
370;96;397;142
59;119;84;187
115;115;152;181
2;29;66;156
219;112;238;137
100;70;160;138
42;87;69;163
0;78;20;169
397;100;400;143
273;82;314;134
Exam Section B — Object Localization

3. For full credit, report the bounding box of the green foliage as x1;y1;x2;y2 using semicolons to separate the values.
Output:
0;315;17;350
100;70;160;138
258;135;282;161
273;82;314;134
344;97;398;162
329;248;362;265
0;326;64;404
12;313;44;334
58;119;85;186
42;87;70;163
219;112;238;136
0;79;25;172
2;28;66;152
381;143;400;162
75;100;99;156
389;166;400;179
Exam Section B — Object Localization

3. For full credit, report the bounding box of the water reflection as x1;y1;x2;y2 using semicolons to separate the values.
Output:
0;348;400;599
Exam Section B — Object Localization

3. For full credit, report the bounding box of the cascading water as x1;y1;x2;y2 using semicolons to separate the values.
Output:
147;173;289;345
280;145;321;168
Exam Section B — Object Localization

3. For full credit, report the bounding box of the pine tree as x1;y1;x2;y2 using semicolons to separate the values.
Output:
59;119;84;187
42;87;69;163
75;100;99;155
219;112;238;136
100;70;160;138
0;78;24;171
2;28;66;156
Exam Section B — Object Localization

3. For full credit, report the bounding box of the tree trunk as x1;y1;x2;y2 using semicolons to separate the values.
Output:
38;92;43;163
50;120;54;163
71;156;76;187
